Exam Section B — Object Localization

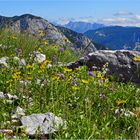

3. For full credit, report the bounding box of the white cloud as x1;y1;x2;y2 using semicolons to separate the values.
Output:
113;11;134;17
53;11;140;27
135;15;140;20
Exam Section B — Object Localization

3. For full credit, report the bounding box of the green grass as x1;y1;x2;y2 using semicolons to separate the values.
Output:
0;30;140;139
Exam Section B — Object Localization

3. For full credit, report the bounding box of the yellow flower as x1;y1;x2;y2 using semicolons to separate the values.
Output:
133;57;140;62
26;64;33;69
97;72;102;78
12;74;20;80
6;80;13;88
43;60;52;64
12;71;21;80
12;36;17;40
39;32;45;37
38;48;43;53
44;41;48;45
52;75;60;81
64;68;72;72
116;99;126;106
38;29;43;33
72;86;79;91
81;79;89;84
25;77;32;80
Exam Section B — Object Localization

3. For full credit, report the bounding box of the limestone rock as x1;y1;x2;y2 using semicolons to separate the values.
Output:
67;50;140;84
20;112;66;137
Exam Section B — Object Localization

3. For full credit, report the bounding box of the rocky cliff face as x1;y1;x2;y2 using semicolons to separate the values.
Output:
67;50;140;84
2;14;70;47
57;26;97;53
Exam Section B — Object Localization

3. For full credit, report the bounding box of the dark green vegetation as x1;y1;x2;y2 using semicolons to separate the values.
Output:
0;30;140;139
84;26;140;50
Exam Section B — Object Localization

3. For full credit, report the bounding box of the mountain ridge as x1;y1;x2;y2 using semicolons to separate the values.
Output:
84;26;140;50
63;21;105;33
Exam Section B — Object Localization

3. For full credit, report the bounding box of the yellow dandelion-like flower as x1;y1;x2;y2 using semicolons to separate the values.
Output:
133;57;140;62
52;75;60;81
44;60;52;64
81;79;89;84
38;29;43;33
26;64;33;69
39;32;45;37
116;99;126;106
25;76;32;80
12;36;17;40
12;74;20;80
64;68;72;72
72;86;79;91
44;41;48;45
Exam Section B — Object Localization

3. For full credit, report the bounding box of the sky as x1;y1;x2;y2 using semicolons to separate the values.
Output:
0;0;140;26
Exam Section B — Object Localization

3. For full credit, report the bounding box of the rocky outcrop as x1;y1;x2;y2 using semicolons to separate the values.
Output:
20;112;66;138
5;14;70;47
67;50;140;84
57;26;97;53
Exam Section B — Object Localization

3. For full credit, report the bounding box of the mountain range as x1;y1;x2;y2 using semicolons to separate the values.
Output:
84;26;140;50
63;21;105;33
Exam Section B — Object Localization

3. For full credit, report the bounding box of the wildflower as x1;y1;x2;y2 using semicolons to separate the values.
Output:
71;78;79;86
43;60;52;64
26;64;33;69
72;86;79;91
15;48;22;57
52;56;57;63
88;71;95;77
56;73;65;79
12;36;17;40
81;79;89;84
59;47;65;53
44;41;48;45
39;32;45;37
12;72;21;80
6;80;13;88
133;56;140;62
64;68;72;72
116;99;126;106
52;75;60;81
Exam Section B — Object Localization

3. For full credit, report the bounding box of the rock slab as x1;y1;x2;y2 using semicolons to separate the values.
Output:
20;112;65;137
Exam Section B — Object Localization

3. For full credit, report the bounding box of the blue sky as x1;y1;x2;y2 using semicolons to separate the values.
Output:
0;0;140;26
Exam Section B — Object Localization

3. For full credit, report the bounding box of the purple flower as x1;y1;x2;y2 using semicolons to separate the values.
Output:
88;71;95;77
59;47;65;52
56;73;65;78
52;56;57;63
71;78;79;85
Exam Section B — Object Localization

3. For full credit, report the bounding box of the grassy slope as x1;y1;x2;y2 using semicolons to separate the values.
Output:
0;30;140;139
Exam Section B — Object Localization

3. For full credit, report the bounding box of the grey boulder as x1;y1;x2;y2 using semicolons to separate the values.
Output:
20;112;66;137
67;50;140;84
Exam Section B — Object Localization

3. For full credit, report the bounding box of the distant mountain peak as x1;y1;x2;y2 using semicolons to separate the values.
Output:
63;21;105;33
